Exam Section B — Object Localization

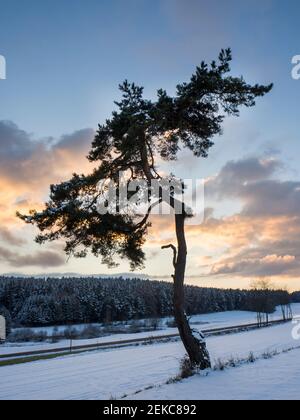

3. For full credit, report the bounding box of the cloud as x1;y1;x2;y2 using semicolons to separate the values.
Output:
198;156;300;279
211;253;299;277
0;120;95;227
54;128;95;153
206;156;300;217
241;180;300;217
0;120;94;186
0;120;95;270
0;227;26;246
0;121;35;161
206;157;282;198
0;247;65;268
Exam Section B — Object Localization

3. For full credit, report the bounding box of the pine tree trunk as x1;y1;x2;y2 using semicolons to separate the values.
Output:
173;213;211;370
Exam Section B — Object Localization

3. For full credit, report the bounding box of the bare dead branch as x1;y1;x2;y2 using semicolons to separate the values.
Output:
161;243;177;268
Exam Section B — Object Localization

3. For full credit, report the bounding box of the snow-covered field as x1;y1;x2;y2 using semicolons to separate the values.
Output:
0;305;294;356
131;348;300;401
0;305;299;400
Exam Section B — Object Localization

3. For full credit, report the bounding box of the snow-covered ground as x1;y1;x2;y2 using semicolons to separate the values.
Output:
1;304;297;356
131;348;300;401
0;310;300;400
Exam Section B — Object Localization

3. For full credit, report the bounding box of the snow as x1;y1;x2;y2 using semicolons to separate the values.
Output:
0;316;299;400
131;348;300;400
2;304;298;356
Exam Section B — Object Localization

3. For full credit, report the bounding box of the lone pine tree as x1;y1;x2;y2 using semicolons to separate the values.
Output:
18;49;272;369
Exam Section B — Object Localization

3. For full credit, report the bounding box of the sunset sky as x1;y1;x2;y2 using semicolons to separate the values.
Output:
0;0;300;290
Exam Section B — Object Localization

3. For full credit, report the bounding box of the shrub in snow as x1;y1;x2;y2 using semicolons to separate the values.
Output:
8;329;48;343
179;356;195;379
247;352;256;363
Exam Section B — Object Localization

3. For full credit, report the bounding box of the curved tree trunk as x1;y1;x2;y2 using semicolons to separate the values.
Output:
172;213;211;369
141;143;211;370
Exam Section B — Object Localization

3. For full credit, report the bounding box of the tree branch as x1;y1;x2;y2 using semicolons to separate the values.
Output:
161;244;177;269
135;198;163;229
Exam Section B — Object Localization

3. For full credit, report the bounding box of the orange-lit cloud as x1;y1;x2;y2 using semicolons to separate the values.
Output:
0;120;95;268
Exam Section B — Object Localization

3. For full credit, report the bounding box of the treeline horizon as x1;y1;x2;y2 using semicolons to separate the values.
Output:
0;276;299;328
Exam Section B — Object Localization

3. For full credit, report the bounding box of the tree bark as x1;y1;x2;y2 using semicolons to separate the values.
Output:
167;213;211;370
